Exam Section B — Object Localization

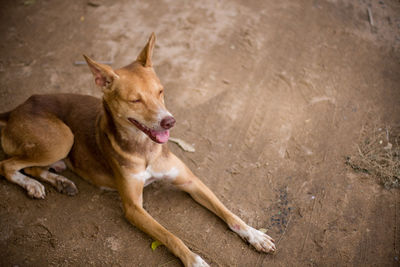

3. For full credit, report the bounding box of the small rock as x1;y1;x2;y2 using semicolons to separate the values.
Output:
87;1;101;7
384;142;392;150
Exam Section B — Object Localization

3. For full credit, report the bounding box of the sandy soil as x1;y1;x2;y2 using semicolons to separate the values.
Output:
1;0;400;266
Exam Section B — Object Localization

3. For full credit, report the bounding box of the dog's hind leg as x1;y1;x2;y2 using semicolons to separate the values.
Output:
0;158;46;199
1;113;75;199
24;167;77;196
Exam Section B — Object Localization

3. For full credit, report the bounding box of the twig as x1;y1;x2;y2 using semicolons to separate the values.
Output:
367;7;374;26
386;127;390;142
357;145;364;157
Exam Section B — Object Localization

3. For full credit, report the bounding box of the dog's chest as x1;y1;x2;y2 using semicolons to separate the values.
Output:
130;166;179;186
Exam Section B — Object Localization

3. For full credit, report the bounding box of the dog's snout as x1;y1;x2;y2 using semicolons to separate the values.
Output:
160;116;176;129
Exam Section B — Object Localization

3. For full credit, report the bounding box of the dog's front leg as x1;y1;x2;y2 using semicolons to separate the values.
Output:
168;154;276;254
115;170;209;267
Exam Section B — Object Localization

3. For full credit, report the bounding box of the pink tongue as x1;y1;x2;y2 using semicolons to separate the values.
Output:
151;130;170;143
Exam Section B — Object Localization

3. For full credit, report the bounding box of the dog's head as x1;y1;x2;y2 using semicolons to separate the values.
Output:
84;33;175;144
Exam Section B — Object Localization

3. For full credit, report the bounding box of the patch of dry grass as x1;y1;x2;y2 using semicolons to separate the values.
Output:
346;125;400;189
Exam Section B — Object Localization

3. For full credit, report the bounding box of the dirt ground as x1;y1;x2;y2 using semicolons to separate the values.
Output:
0;0;399;266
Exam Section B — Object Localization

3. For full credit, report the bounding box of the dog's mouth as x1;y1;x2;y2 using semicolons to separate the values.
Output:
128;118;170;144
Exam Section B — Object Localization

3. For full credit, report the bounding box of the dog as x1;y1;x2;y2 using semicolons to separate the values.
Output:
0;33;275;266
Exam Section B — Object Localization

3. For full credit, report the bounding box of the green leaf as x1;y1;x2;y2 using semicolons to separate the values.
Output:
151;240;163;251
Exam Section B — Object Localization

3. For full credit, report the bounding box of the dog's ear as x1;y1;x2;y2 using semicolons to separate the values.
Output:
136;32;156;67
83;55;119;89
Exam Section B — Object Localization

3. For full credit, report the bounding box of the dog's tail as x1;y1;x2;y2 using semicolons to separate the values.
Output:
0;111;10;126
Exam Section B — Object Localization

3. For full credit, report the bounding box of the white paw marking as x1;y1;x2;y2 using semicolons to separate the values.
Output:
11;172;46;199
191;255;209;267
26;180;46;199
235;226;276;253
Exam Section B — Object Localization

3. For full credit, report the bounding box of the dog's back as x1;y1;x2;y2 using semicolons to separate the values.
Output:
0;94;116;193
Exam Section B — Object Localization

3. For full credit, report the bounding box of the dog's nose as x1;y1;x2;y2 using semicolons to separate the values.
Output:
160;116;176;129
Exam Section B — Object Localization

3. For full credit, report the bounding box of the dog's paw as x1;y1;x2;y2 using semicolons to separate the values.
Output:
188;254;209;267
237;226;276;253
26;180;46;199
55;177;78;196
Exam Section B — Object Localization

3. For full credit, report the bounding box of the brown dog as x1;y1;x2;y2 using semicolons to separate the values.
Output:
0;33;275;266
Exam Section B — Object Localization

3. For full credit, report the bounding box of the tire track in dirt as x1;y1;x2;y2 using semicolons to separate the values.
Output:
230;4;348;263
199;150;218;178
242;81;270;150
193;7;268;191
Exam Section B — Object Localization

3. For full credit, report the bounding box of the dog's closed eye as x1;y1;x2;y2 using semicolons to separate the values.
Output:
131;99;142;103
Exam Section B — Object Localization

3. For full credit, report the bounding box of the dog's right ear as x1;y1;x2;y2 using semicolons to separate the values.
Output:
83;55;119;89
136;32;156;67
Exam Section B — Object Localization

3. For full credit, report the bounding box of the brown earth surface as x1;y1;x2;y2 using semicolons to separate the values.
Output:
1;0;400;266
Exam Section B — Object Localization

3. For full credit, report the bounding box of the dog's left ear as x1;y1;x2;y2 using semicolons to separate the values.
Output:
136;32;156;67
83;55;119;90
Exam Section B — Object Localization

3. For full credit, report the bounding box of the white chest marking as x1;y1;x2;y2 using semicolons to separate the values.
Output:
130;166;179;186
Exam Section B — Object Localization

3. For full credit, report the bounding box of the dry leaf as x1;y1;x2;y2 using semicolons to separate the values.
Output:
169;137;195;152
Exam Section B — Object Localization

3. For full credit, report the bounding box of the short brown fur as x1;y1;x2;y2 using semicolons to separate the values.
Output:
0;33;275;266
